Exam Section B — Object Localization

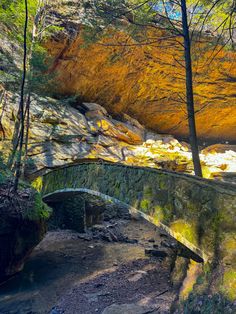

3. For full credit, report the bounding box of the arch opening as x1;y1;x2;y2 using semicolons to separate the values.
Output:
43;189;204;263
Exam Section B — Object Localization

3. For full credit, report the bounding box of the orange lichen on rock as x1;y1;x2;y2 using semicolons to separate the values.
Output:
45;28;236;141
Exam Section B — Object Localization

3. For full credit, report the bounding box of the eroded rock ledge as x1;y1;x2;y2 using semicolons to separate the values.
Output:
0;176;50;282
0;92;235;180
43;0;236;141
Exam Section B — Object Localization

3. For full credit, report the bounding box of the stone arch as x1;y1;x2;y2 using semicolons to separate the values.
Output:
38;162;236;264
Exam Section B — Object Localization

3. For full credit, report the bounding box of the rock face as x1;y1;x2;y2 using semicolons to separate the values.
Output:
1;92;235;180
0;215;46;282
43;2;236;142
0;93;193;177
0;181;50;282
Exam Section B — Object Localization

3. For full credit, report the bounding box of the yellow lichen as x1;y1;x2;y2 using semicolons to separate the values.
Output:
153;205;164;224
31;176;43;192
170;220;198;247
222;270;236;301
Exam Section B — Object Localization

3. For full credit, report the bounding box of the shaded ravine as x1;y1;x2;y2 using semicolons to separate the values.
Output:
0;218;179;314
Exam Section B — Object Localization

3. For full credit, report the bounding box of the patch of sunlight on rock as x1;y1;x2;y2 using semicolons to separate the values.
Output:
180;261;203;300
153;205;165;224
222;270;236;301
170;220;198;247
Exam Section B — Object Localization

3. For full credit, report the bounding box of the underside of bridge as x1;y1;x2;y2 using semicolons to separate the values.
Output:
44;190;129;232
43;189;204;263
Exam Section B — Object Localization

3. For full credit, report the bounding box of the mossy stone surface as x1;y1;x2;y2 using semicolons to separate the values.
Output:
40;162;236;300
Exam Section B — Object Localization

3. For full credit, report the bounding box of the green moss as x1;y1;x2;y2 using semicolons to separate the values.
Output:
31;176;43;192
143;185;153;198
170;220;198;246
140;199;151;213
23;192;52;221
180;292;234;314
161;203;174;223
221;270;236;300
152;205;164;223
159;175;168;189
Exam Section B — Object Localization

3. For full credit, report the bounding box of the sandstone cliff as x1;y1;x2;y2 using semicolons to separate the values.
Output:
1;92;235;180
44;1;236;142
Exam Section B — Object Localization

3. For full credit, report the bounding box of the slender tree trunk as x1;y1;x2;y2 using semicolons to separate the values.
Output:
0;89;7;140
23;91;31;177
7;106;21;168
13;0;28;192
181;0;202;177
23;0;43;177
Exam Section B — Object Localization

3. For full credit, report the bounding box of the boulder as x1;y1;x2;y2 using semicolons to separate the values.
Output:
0;183;50;282
201;144;236;154
122;113;144;130
83;102;108;116
0;215;46;282
95;117;144;145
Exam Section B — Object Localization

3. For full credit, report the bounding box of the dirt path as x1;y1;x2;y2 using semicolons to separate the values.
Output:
53;258;175;314
0;218;179;314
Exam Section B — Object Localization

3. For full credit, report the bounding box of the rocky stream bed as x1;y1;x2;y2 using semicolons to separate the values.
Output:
0;213;184;314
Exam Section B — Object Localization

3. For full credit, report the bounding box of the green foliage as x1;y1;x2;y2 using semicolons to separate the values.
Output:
0;152;9;184
0;152;51;221
27;43;56;95
0;0;38;43
82;0;235;48
0;0;60;95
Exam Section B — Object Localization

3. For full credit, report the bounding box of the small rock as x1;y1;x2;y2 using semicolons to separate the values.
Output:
50;308;61;314
161;240;171;248
94;283;104;288
145;248;168;258
126;239;138;244
148;238;155;243
160;232;168;238
77;233;92;241
127;270;147;282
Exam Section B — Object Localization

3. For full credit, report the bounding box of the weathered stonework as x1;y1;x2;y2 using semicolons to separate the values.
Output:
37;162;236;300
47;195;86;232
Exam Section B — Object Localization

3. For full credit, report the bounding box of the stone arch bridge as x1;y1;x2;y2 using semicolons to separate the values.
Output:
36;161;236;263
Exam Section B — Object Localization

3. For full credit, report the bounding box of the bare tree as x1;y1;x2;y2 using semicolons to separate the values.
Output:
180;0;202;176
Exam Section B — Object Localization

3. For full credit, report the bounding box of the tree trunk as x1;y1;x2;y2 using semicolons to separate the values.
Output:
13;0;28;192
23;91;31;177
180;0;202;177
0;89;7;140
